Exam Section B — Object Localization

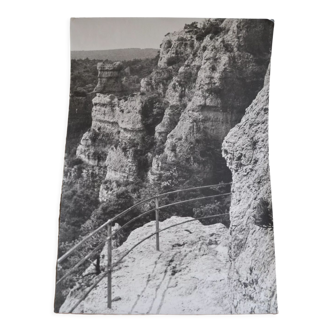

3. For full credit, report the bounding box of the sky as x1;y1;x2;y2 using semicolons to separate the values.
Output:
71;18;206;51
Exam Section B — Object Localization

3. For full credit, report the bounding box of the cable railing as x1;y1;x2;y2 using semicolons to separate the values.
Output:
67;213;229;313
56;182;232;312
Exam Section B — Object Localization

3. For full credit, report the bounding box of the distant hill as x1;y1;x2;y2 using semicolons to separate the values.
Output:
71;48;159;61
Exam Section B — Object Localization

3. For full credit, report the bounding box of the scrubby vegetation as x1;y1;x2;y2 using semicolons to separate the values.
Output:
59;182;99;231
167;56;181;67
184;19;225;42
62;45;217;244
71;48;158;61
124;55;159;78
254;198;273;229
56;183;143;312
56;55;162;311
194;200;230;227
66;55;160;161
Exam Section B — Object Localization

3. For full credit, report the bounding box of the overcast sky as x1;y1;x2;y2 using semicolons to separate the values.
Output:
71;18;205;51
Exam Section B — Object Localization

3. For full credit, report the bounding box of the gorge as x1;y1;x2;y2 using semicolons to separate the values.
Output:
56;18;276;314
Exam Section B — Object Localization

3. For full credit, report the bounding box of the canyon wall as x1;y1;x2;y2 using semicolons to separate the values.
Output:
148;19;273;188
76;19;274;202
58;19;276;314
222;65;277;314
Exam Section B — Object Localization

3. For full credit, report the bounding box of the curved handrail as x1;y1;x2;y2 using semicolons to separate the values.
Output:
56;191;231;284
67;213;230;313
57;182;232;264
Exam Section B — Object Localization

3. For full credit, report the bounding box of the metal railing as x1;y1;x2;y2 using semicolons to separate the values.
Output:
56;182;232;312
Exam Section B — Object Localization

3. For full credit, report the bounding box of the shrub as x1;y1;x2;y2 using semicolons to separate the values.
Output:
59;181;100;230
177;70;193;87
195;20;223;41
206;86;223;95
164;39;172;50
67;157;83;168
184;22;199;30
194;201;230;227
214;18;226;25
177;36;187;42
89;188;139;232
154;142;165;155
166;56;180;67
211;26;222;35
89;129;99;143
222;39;234;53
195;32;205;42
140;94;167;136
73;87;87;97
74;164;84;179
254;198;273;229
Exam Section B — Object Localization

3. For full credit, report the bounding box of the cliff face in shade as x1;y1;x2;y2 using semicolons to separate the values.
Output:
222;65;277;314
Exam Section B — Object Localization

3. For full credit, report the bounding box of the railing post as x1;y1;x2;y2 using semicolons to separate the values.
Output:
155;197;160;251
107;224;112;309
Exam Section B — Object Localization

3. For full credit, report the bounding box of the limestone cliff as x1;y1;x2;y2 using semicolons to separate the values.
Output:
148;19;273;187
94;62;124;94
77;95;140;201
58;19;276;314
222;65;277;314
76;19;274;203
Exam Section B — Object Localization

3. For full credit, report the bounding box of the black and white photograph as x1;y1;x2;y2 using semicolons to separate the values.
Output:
55;18;276;314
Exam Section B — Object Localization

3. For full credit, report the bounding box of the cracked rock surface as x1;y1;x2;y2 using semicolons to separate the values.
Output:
60;217;230;314
222;65;277;314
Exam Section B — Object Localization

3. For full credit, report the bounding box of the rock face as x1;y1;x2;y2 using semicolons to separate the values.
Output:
76;19;273;201
76;92;149;200
59;19;276;315
60;217;231;314
94;62;124;94
75;82;145;197
222;65;277;314
148;19;273;187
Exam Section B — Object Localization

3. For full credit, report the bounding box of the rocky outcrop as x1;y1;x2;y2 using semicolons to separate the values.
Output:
59;19;276;314
155;104;183;145
94;62;124;94
77;71;169;201
76;92;150;200
60;217;231;314
149;19;273;187
141;67;173;97
76;18;274;226
222;65;277;314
